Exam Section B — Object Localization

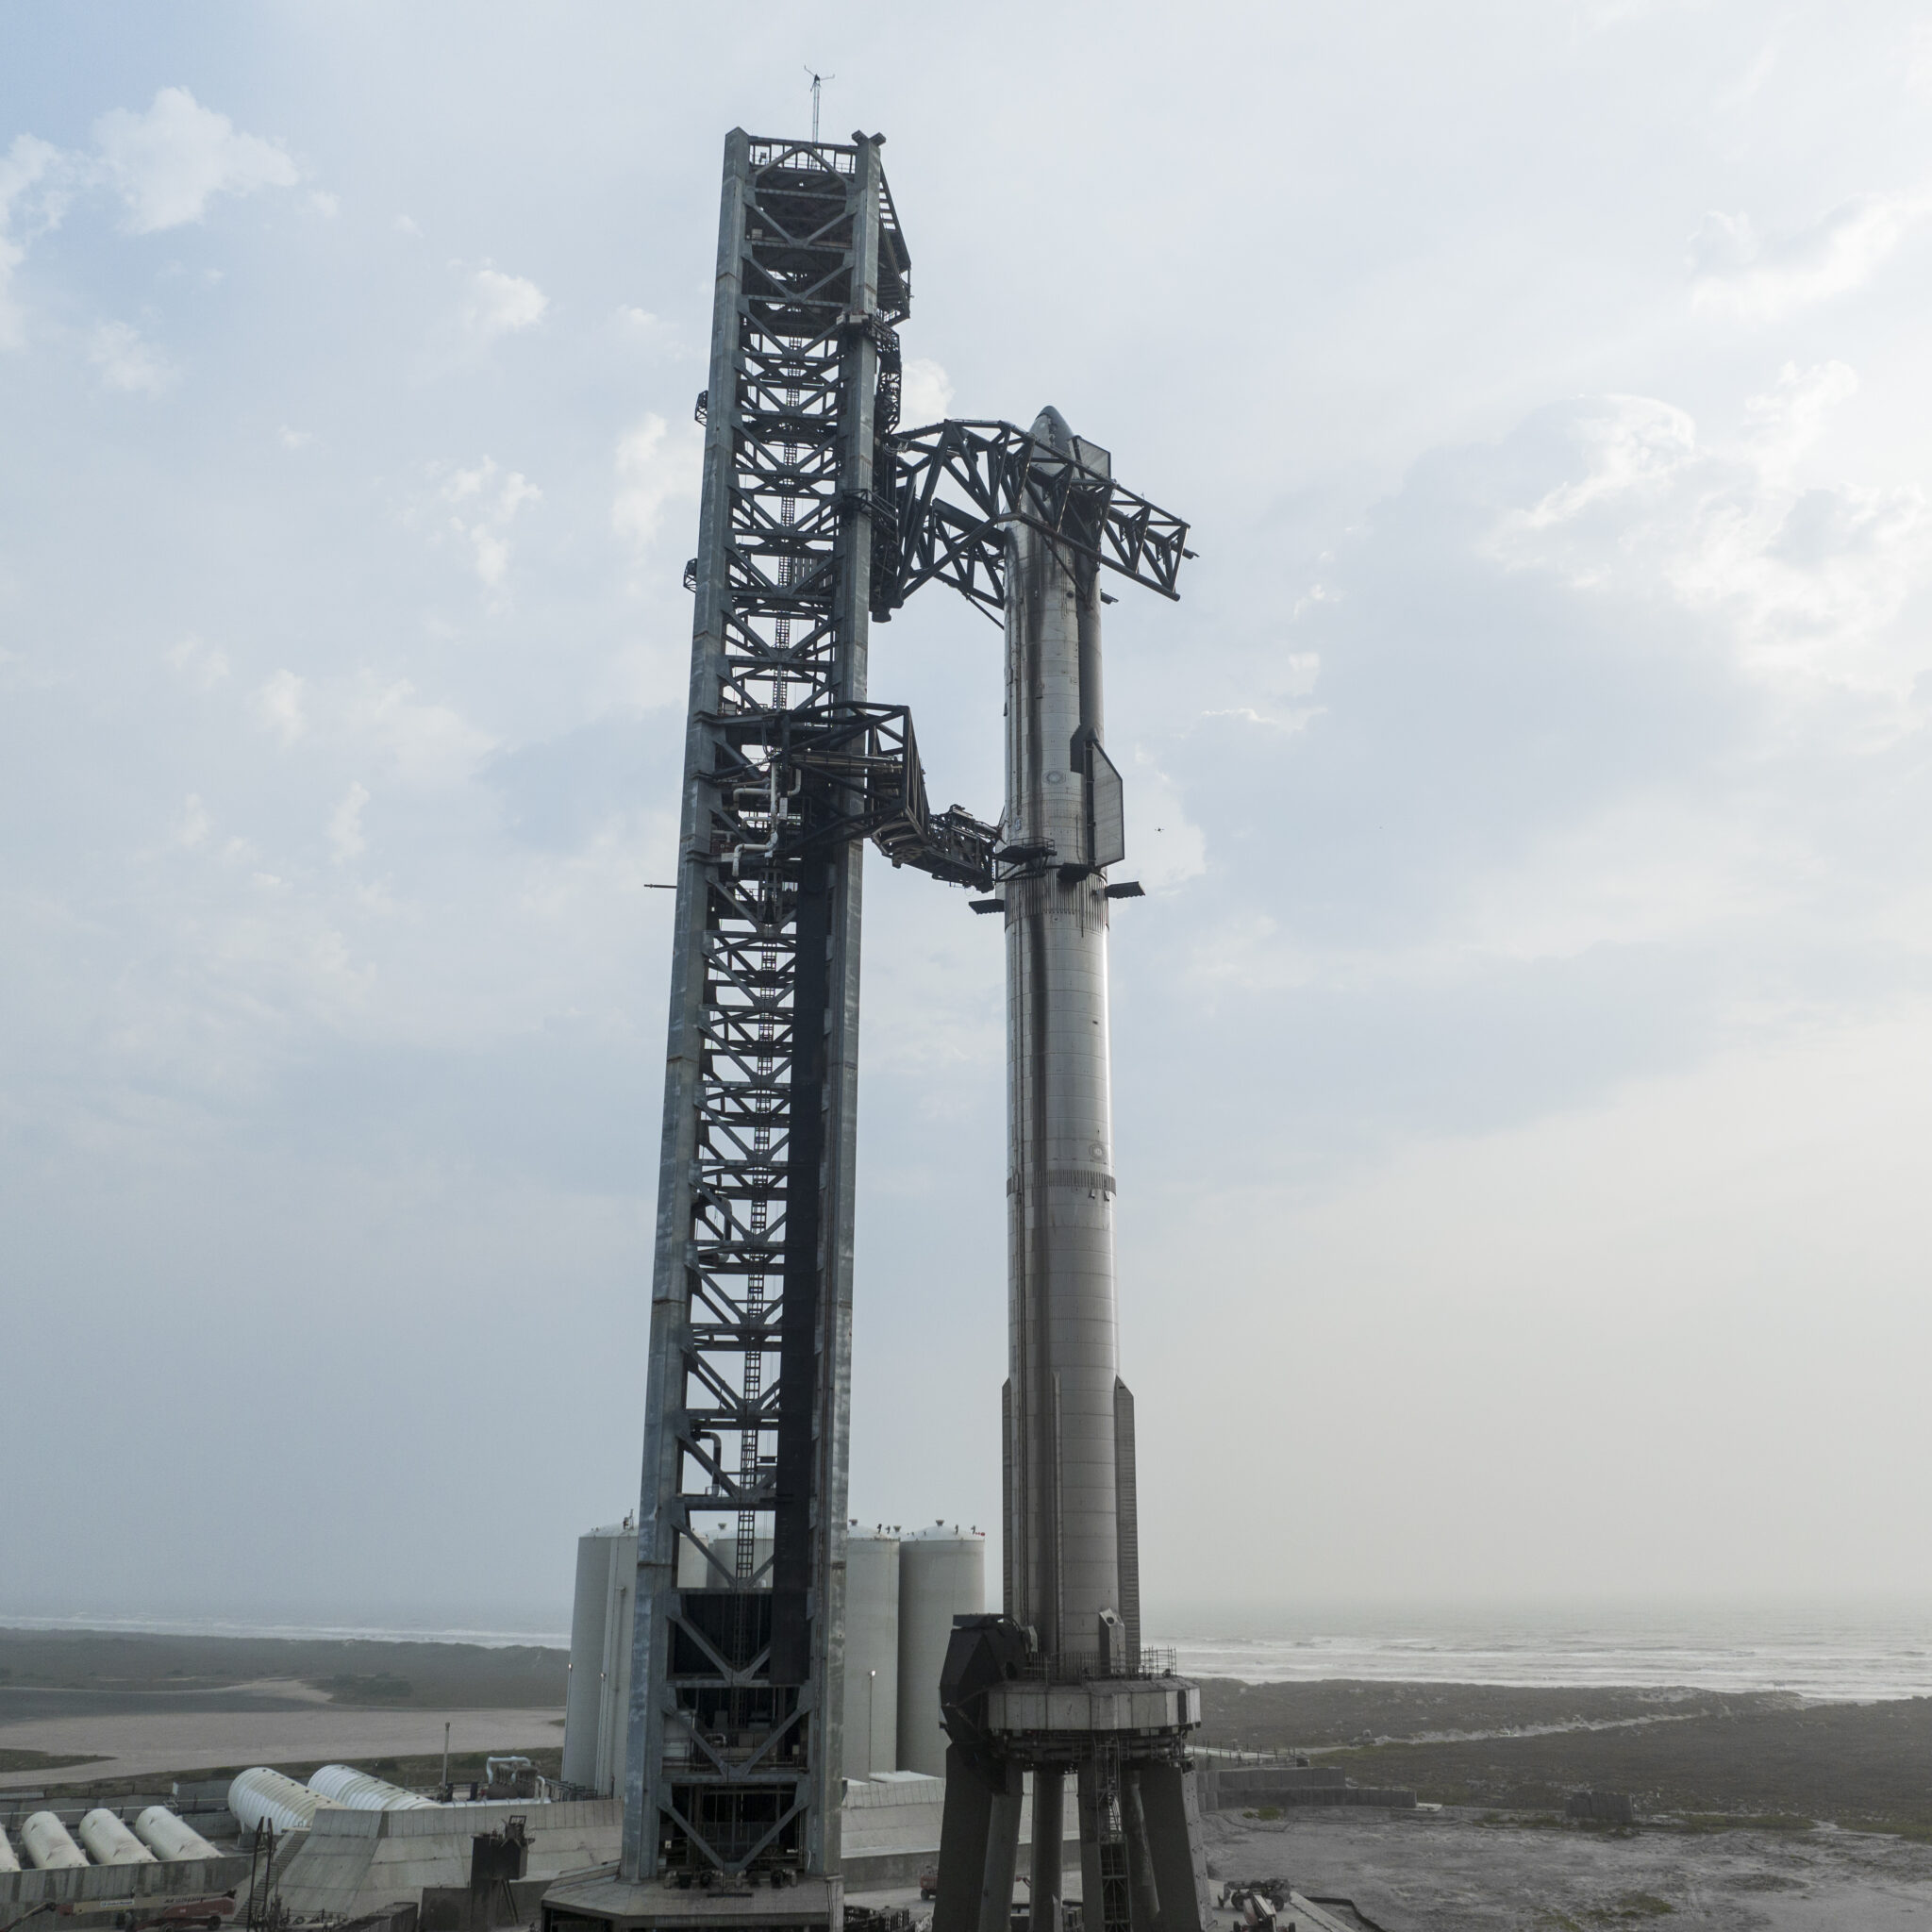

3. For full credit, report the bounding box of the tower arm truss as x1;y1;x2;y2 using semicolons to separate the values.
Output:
875;418;1194;620
713;701;999;891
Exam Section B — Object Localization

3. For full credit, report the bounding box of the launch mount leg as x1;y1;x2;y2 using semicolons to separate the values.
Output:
1029;1771;1064;1932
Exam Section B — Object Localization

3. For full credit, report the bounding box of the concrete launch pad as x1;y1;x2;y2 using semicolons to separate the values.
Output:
540;1871;841;1932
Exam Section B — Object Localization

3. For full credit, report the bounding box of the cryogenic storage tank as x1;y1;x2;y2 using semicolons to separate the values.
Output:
305;1765;434;1811
0;1824;20;1874
229;1768;328;1834
78;1811;156;1866
563;1522;639;1796
896;1525;985;1777
20;1812;88;1871
841;1527;900;1779
134;1807;220;1862
563;1524;628;1790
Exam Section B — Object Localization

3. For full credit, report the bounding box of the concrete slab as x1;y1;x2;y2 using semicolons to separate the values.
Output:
541;1870;840;1932
275;1799;622;1921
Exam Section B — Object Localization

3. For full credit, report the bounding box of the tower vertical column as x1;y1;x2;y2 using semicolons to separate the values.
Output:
611;128;913;1905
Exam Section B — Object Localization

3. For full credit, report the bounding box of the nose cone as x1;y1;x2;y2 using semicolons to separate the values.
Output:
1031;406;1075;455
1029;405;1111;482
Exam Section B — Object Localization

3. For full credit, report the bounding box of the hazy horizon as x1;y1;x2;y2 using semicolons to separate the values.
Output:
8;1591;1932;1640
11;1594;1932;1707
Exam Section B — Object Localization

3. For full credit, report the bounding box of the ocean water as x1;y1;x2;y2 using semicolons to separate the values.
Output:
10;1603;1932;1703
1150;1603;1932;1703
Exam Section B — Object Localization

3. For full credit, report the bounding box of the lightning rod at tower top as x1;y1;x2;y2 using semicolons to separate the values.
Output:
805;69;833;143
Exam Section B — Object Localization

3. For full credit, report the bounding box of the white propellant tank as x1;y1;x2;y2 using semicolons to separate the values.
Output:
563;1524;620;1790
896;1525;986;1776
305;1764;434;1811
682;1519;774;1588
20;1812;88;1871
134;1807;220;1862
228;1767;330;1835
78;1810;157;1866
841;1526;900;1778
563;1523;636;1795
0;1823;21;1874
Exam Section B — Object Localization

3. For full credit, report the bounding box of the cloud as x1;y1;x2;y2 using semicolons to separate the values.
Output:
328;782;370;862
1690;191;1931;320
611;415;700;553
92;88;300;234
89;321;177;395
422;457;541;591
308;191;339;220
1491;375;1929;707
1742;358;1859;480
1147;361;1932;1108
165;635;229;690
483;717;654;852
174;793;211;849
615;306;680;356
1126;755;1208;891
901;357;955;428
351;677;494;789
462;266;547;341
0;134;70;350
277;425;312;451
252;669;307;744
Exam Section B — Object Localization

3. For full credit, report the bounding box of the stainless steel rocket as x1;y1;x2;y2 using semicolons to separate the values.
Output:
930;409;1206;1932
1002;406;1136;1674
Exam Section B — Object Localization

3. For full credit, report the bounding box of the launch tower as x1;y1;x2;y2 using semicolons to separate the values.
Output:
542;128;1195;1932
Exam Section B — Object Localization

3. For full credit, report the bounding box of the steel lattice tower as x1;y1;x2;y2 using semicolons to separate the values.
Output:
620;129;906;1890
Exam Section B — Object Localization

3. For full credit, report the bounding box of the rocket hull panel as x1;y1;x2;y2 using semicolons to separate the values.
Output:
1005;461;1124;1666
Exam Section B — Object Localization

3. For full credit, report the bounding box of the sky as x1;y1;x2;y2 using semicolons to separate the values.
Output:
5;2;1932;1635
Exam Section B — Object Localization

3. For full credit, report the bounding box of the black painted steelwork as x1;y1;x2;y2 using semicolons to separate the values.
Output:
877;419;1193;621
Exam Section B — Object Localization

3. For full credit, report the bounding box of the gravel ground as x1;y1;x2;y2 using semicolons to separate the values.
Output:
0;1704;566;1789
1204;1805;1932;1930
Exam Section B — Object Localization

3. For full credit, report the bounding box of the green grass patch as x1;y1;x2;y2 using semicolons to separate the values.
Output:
1670;1813;1815;1835
1842;1818;1932;1843
0;1748;110;1773
313;1673;414;1704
